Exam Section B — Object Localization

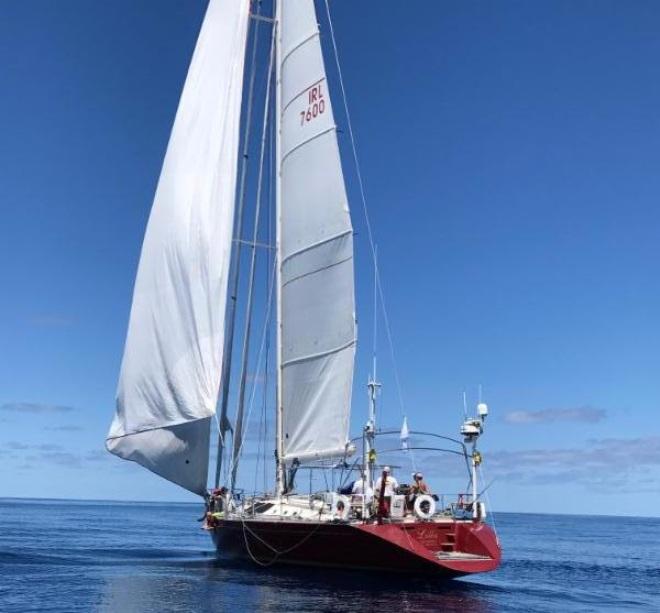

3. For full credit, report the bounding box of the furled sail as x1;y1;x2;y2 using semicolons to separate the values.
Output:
277;0;356;463
106;0;250;495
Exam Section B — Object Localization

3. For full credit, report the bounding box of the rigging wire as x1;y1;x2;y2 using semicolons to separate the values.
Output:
478;464;499;540
230;257;277;486
253;96;275;497
214;1;264;488
264;103;275;494
228;37;277;485
230;21;277;492
323;0;407;420
323;0;420;482
239;514;324;567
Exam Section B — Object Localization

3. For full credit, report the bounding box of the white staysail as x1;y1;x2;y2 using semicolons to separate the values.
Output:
106;0;250;496
277;0;356;463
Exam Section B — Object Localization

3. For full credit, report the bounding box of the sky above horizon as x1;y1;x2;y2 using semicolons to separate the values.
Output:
1;0;659;517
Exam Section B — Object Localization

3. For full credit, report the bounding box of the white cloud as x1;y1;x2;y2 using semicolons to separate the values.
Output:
488;436;660;492
1;442;113;470
1;402;76;414
503;406;606;424
421;436;660;493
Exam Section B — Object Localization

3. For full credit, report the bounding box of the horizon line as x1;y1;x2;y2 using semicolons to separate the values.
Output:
1;496;657;520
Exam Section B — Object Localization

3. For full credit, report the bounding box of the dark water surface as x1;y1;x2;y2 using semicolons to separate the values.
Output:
0;499;658;612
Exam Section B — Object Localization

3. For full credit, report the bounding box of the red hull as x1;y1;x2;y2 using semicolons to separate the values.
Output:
210;519;500;577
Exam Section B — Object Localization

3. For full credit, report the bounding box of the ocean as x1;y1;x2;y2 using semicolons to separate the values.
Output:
0;499;657;612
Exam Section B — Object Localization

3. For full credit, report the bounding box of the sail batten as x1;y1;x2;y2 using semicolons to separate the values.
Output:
106;0;250;496
281;228;352;265
277;0;356;465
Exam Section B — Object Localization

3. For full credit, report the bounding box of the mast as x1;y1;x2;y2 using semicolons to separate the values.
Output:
460;399;489;518
365;247;380;492
274;0;285;496
229;19;276;493
275;0;355;483
231;17;275;492
214;7;262;489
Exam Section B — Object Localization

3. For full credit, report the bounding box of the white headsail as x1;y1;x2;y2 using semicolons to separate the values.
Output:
277;0;357;463
106;0;250;496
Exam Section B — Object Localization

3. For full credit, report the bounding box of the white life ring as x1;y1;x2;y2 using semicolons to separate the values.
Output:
414;495;436;520
332;494;351;521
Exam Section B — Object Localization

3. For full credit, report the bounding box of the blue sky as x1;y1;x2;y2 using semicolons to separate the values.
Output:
1;0;659;516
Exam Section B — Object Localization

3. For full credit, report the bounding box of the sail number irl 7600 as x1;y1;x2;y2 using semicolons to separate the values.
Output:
300;83;326;126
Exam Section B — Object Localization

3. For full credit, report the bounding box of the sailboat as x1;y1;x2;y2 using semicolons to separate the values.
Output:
106;0;501;577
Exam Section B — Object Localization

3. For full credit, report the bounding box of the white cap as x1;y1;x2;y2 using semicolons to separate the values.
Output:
383;466;391;473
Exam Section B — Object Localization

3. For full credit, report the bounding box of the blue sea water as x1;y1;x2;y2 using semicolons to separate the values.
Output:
0;499;658;612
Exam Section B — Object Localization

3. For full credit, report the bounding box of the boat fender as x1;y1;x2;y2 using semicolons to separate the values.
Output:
414;495;436;520
476;501;487;521
332;495;351;521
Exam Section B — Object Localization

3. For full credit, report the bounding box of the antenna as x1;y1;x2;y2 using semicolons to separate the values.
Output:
477;385;488;421
364;246;380;496
462;391;468;419
372;245;378;383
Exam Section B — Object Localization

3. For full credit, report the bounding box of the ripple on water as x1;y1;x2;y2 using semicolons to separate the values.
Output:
0;501;658;613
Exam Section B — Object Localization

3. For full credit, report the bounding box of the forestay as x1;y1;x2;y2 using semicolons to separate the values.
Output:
278;0;356;463
106;0;249;495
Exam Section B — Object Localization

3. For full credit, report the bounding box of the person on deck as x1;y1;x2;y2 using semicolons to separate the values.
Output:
351;473;374;507
203;487;228;528
411;472;429;496
408;472;429;512
374;466;398;517
210;487;228;514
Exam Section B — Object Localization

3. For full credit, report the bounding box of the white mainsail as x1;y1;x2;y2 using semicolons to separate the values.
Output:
106;0;250;496
277;0;357;463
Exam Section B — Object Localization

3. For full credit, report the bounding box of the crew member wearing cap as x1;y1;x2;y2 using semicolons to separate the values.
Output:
374;466;398;517
408;472;429;512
